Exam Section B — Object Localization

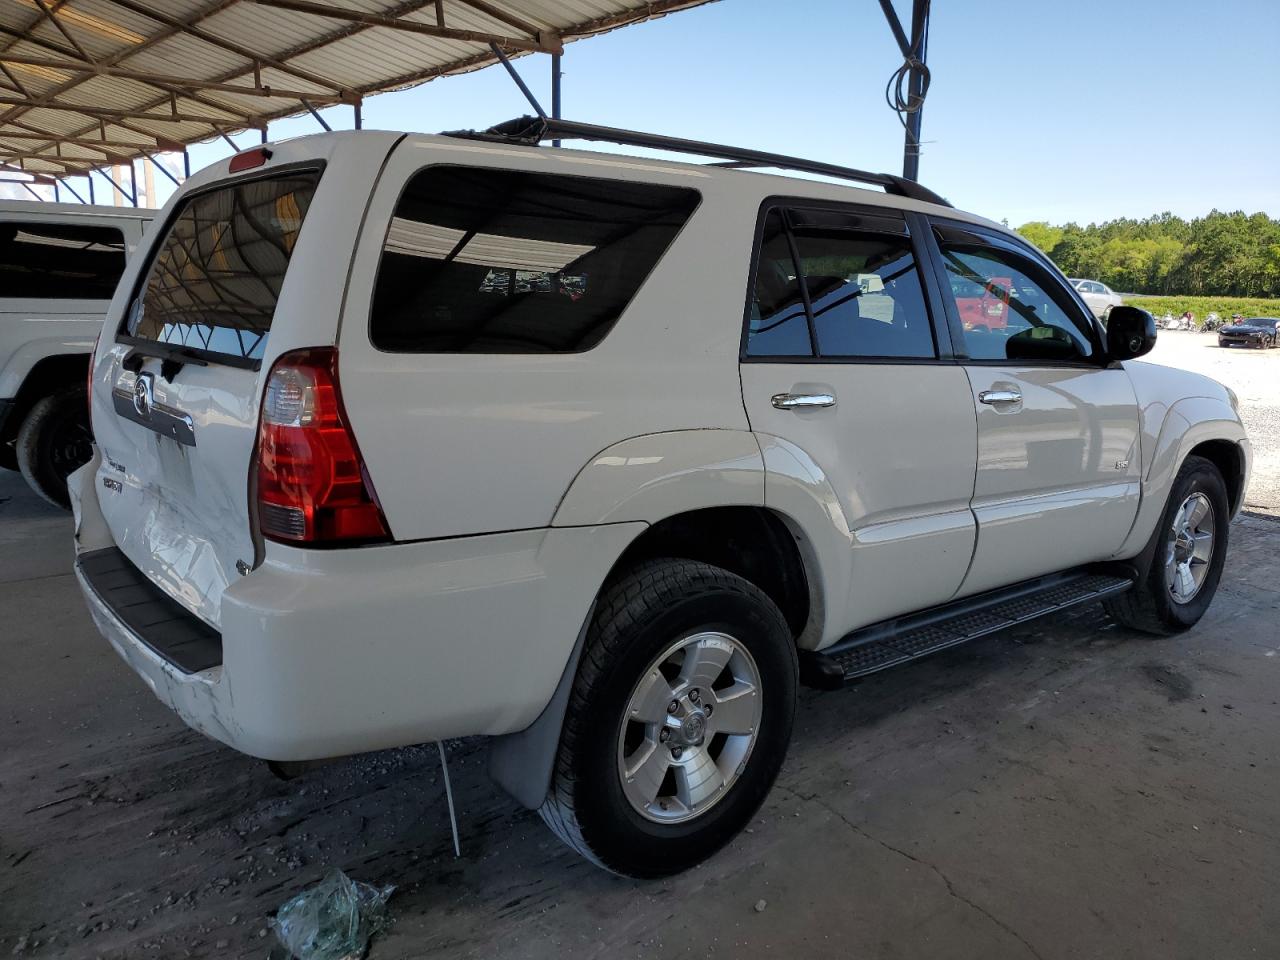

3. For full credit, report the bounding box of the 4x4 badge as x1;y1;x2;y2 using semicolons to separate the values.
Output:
132;373;154;419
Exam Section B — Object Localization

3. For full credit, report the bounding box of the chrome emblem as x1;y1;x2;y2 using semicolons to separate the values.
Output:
132;373;154;419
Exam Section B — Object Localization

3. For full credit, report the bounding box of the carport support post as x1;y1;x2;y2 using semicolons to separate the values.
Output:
551;53;561;146
878;0;931;181
903;0;928;182
88;172;95;204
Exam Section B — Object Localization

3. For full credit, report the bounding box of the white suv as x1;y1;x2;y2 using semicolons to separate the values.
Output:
71;119;1250;878
1;201;151;505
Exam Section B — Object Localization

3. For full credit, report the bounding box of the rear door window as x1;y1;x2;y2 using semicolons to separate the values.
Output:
369;167;700;353
746;206;937;360
0;220;126;299
122;170;321;366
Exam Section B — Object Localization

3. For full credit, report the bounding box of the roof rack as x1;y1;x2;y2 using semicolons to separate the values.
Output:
440;116;952;208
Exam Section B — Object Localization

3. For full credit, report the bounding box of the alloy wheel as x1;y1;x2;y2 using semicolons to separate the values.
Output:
1165;492;1215;604
617;631;763;824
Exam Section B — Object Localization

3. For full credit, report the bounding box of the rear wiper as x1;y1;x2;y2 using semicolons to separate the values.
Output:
120;342;209;381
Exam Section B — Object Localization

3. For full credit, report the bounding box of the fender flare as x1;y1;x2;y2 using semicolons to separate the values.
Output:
551;429;766;527
1115;396;1248;561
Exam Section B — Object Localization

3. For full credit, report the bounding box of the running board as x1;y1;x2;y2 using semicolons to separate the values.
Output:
800;570;1135;689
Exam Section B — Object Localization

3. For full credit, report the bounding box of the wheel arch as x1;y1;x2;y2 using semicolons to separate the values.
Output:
1114;396;1249;563
1;351;91;446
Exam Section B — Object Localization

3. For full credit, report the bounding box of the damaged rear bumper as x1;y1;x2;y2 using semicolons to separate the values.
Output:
69;448;643;762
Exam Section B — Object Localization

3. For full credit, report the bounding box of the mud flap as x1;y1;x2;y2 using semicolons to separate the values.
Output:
487;602;595;810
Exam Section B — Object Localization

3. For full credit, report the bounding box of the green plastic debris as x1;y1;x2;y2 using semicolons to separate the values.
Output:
271;870;395;960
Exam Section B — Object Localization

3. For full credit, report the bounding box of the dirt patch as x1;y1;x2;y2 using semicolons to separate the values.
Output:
1140;661;1195;701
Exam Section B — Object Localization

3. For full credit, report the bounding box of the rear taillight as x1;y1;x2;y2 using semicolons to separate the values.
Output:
255;348;389;545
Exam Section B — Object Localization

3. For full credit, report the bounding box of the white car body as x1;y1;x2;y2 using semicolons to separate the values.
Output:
0;201;151;495
70;130;1249;804
1069;278;1125;320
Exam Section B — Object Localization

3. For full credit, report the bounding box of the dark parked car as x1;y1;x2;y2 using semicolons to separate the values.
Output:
1218;317;1279;348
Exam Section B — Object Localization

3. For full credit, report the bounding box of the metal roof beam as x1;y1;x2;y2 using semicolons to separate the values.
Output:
0;125;182;151
101;0;352;96
0;144;132;166
248;0;564;55
0;54;357;103
0;95;265;127
451;0;544;39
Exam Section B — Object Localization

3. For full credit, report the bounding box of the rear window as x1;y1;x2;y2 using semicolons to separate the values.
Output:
369;167;700;353
123;170;321;365
0;220;126;299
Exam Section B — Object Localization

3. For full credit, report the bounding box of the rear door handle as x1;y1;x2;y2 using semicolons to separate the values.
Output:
771;392;836;410
978;389;1022;405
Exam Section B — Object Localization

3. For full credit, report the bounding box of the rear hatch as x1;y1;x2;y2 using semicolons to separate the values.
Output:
90;158;334;628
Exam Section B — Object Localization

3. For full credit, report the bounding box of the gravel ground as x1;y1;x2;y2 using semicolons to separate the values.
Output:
1139;330;1280;512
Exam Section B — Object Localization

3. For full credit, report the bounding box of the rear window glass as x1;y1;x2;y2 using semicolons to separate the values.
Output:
0;221;126;299
123;170;321;364
370;167;700;353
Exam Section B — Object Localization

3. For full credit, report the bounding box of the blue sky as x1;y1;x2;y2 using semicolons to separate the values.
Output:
23;0;1280;225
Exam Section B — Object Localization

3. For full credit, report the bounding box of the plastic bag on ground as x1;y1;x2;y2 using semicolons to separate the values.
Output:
271;869;395;960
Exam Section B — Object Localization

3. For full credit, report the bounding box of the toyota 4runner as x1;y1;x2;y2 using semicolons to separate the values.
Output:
70;118;1250;878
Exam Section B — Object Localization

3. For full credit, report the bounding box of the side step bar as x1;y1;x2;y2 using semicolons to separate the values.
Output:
800;570;1135;689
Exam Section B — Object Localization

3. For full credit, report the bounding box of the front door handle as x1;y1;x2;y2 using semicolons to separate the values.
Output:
978;389;1022;405
771;392;836;410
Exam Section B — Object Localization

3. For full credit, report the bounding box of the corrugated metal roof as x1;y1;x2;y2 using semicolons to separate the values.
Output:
0;0;714;179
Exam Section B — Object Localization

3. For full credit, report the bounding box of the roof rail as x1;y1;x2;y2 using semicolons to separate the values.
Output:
440;116;952;208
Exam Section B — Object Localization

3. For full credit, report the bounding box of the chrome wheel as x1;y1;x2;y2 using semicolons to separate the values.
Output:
617;631;763;824
1165;492;1215;604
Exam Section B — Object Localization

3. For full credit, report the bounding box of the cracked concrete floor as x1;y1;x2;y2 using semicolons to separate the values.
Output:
3;468;1280;960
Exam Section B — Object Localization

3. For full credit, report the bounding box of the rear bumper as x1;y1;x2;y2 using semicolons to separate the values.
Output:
69;450;644;761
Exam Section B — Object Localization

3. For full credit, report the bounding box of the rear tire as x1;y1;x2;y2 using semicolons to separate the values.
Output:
539;558;797;878
16;386;92;509
1104;455;1229;635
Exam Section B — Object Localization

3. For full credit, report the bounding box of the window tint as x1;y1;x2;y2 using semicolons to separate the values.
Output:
0;220;126;300
746;208;935;359
125;171;320;363
746;210;812;356
370;168;699;353
937;243;1095;361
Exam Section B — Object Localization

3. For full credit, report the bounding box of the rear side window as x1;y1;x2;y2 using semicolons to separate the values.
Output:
123;170;321;365
370;167;700;353
746;207;936;360
0;221;126;299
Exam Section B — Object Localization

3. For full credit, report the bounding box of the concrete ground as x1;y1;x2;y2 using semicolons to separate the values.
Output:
2;335;1279;959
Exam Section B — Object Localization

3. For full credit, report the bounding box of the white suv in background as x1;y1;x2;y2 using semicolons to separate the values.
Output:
1;201;152;505
1069;277;1124;321
71;119;1249;878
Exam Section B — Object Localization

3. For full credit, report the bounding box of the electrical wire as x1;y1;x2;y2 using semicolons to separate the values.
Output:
883;1;931;142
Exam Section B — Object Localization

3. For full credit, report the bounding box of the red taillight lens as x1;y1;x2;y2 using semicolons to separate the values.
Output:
255;348;389;545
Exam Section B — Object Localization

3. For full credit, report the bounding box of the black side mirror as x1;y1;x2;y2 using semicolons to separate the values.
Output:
1106;305;1157;361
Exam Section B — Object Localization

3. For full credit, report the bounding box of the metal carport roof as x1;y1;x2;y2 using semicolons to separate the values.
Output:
0;0;713;182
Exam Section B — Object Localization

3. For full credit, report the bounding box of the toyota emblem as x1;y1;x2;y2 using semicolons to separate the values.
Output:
132;373;154;419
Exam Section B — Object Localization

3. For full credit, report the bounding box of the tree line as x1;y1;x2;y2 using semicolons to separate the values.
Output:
1016;211;1280;298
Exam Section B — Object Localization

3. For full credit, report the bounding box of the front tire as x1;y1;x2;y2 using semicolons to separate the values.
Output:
540;559;797;878
15;386;92;509
1104;455;1229;635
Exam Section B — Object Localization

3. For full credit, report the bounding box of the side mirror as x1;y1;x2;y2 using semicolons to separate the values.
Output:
1106;305;1157;361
